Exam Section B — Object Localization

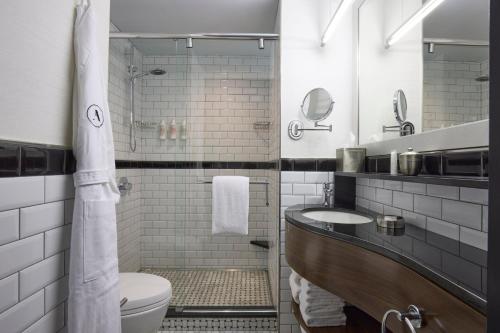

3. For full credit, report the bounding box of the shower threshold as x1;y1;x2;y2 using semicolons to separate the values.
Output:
167;306;276;318
141;269;275;317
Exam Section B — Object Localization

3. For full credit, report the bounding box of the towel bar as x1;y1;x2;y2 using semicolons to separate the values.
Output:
198;179;270;206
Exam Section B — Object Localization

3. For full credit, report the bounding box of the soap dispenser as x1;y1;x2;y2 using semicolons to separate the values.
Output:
168;119;177;140
180;119;187;140
159;120;167;140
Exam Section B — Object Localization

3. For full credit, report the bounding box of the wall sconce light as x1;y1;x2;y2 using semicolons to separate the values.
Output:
320;0;357;47
385;0;446;48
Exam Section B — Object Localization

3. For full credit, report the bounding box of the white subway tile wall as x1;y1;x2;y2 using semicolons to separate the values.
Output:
0;175;74;332
141;168;272;269
116;169;142;272
279;171;334;333
355;179;488;251
108;33;144;161
423;60;489;131
266;170;280;307
140;55;272;162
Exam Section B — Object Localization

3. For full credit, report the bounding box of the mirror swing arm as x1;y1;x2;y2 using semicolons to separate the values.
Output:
382;89;415;137
288;120;333;140
288;88;334;140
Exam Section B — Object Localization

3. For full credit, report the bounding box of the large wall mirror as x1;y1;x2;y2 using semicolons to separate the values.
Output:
357;0;490;146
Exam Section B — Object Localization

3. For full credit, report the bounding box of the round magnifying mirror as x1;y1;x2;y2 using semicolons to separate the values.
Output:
393;89;407;123
301;88;334;122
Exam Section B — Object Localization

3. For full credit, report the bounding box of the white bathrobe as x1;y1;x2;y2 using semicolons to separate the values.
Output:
68;1;122;332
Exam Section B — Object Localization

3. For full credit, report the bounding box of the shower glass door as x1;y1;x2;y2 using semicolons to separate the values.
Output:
137;38;189;272
181;39;277;310
111;35;279;312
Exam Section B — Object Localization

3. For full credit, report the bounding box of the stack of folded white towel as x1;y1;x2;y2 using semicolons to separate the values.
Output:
289;270;301;303
289;270;346;328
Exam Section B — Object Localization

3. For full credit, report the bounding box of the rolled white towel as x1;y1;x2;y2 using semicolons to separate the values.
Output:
302;312;347;327
299;291;344;305
300;279;345;303
289;273;301;304
300;302;345;316
301;279;341;295
290;270;301;285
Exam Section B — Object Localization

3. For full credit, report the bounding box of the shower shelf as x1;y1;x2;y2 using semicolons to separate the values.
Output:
198;178;270;206
250;240;270;249
253;121;271;130
134;120;158;129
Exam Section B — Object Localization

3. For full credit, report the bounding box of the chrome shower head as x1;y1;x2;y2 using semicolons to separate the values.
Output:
131;68;166;80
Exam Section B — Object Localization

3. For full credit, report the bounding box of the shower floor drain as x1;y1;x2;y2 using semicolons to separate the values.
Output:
141;269;273;307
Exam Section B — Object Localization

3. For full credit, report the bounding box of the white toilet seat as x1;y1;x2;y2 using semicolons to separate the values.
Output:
119;272;172;316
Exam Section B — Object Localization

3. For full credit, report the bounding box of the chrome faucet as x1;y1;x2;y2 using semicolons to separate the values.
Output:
323;182;334;207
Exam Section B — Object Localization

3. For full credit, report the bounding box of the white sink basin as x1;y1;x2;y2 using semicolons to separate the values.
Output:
302;210;373;224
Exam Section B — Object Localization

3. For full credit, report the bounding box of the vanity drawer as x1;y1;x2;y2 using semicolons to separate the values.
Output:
285;222;486;333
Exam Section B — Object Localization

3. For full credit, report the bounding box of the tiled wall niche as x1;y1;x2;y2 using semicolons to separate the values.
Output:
0;175;74;332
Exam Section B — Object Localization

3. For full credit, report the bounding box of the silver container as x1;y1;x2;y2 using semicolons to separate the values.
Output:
398;148;422;176
376;215;405;229
336;148;366;172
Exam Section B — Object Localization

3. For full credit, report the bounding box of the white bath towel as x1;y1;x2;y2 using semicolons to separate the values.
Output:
302;312;347;327
300;302;345;316
212;176;249;235
300;279;344;301
290;270;302;285
289;271;302;303
299;292;345;305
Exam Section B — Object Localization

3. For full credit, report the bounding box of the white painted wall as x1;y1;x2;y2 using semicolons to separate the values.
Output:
0;0;110;147
357;0;423;144
280;0;356;159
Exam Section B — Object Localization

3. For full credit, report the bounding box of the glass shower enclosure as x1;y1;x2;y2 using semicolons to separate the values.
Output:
109;32;280;316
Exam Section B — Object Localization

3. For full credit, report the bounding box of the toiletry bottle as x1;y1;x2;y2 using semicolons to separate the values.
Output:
180;119;187;140
390;151;398;175
168;119;177;140
159;120;167;140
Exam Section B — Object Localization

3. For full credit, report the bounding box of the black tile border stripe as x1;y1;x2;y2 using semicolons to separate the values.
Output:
279;158;337;172
366;148;489;177
0;140;487;178
115;160;279;170
0;140;75;177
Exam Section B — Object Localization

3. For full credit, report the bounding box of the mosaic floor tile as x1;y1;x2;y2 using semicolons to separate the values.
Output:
161;316;277;331
142;269;273;307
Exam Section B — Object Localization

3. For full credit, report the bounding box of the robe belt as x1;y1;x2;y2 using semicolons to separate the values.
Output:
74;169;111;187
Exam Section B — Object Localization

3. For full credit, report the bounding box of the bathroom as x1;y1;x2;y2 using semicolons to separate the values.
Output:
0;0;498;332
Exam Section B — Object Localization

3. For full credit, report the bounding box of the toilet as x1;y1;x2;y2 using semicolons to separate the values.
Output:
119;272;172;333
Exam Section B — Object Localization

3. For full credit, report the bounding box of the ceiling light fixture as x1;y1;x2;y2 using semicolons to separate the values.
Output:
320;0;357;47
385;0;446;48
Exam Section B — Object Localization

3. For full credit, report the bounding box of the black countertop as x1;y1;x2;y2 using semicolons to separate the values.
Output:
285;204;487;315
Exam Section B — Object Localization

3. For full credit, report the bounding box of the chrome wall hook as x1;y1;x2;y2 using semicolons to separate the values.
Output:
118;177;133;196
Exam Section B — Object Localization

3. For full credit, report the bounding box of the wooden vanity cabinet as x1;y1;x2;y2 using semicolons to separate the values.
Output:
285;222;486;333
